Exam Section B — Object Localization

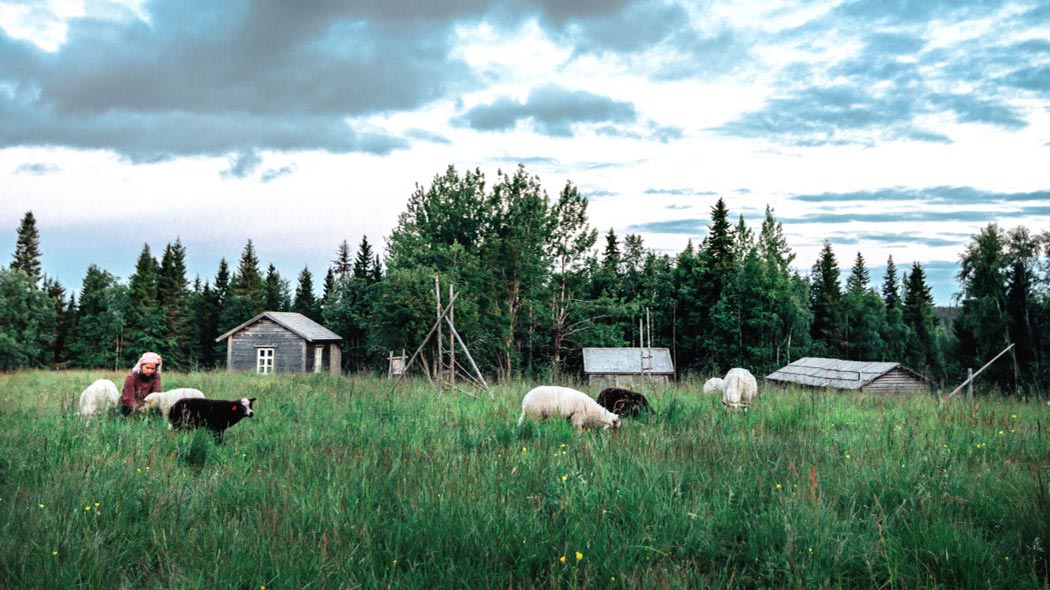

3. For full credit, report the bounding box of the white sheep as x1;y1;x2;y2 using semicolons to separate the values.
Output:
722;368;758;410
518;386;621;431
77;379;119;416
144;388;206;418
703;377;725;395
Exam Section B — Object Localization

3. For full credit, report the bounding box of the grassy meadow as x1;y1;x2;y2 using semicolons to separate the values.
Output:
0;370;1049;589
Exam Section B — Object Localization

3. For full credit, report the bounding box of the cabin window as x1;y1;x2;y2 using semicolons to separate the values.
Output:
313;346;324;373
257;348;275;374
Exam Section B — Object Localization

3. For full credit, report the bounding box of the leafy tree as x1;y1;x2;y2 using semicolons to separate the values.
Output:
480;166;554;379
66;265;130;369
547;181;598;377
809;241;844;357
1004;226;1042;393
756;206;810;370
10;211;42;282
0;268;56;369
953;224;1013;391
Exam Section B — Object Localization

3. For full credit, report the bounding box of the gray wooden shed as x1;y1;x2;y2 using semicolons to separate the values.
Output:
765;357;931;395
216;311;343;375
582;347;675;388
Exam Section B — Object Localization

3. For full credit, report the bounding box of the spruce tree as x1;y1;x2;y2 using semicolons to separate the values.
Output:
125;244;169;358
809;241;844;357
902;261;942;378
333;240;353;278
293;266;320;321
158;240;192;369
353;236;374;280
10;211;42;282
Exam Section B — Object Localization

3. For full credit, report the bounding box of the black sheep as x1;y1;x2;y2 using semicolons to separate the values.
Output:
169;397;256;443
596;387;651;418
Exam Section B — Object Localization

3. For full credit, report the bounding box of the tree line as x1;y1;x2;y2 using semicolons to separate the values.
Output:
3;164;1048;394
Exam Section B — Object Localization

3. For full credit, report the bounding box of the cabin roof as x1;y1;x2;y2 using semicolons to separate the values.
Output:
215;311;343;343
582;347;675;375
765;357;928;390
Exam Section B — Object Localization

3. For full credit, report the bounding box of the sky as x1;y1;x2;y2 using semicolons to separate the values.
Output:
1;0;1048;306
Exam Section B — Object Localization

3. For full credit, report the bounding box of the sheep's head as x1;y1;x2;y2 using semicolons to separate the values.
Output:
605;414;622;430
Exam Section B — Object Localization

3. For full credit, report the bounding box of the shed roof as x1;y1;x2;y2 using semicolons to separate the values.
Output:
216;311;343;343
582;347;674;375
765;357;927;390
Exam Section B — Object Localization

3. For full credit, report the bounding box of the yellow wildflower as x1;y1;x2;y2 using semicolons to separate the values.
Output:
576;552;583;561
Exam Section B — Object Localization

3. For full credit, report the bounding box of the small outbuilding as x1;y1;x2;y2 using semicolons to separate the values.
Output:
765;357;932;395
582;347;675;389
216;311;343;375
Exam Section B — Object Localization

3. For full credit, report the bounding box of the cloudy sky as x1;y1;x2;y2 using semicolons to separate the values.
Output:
1;0;1048;305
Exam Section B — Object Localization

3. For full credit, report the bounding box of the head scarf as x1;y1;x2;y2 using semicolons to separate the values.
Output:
132;351;163;374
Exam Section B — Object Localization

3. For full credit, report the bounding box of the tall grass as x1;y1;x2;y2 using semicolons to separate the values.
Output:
0;371;1048;589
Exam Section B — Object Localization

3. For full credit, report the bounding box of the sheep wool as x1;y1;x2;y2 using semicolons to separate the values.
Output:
144;388;206;418
703;377;725;395
77;379;120;416
518;385;621;431
722;368;758;410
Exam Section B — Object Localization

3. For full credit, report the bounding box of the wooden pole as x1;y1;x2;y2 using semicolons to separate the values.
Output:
946;343;1015;400
435;276;443;386
967;368;973;400
445;316;489;393
394;291;460;387
449;283;456;387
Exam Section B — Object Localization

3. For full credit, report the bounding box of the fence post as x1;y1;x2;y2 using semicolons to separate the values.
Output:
967;368;973;400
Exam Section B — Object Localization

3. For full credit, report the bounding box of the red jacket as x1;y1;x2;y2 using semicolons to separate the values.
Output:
121;371;162;410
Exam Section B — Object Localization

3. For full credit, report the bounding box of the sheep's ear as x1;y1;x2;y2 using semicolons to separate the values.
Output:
249;397;257;404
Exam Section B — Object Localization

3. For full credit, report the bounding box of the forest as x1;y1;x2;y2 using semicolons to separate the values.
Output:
2;164;1047;394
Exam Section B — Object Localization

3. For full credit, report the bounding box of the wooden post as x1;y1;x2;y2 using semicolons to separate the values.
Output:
449;284;456;387
435;276;443;385
967;368;973;400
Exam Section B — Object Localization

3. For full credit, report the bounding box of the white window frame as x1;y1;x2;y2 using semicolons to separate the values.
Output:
257;347;275;374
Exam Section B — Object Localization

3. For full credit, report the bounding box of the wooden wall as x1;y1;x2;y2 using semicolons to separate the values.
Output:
227;318;307;373
864;368;931;395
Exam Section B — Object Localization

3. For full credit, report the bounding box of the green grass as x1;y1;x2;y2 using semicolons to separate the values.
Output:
1;370;1048;589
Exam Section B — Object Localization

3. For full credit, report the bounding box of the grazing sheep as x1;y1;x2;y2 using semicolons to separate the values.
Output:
77;379;119;417
518;386;621;431
169;397;256;443
722;368;758;410
703;377;725;395
144;388;205;418
596;387;651;418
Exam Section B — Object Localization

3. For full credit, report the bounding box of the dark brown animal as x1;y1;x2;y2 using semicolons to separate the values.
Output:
169;397;256;443
596;388;651;418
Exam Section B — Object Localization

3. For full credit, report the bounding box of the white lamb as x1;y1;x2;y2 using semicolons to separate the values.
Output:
77;379;120;416
703;377;725;395
722;368;758;410
144;388;206;418
518;386;621;431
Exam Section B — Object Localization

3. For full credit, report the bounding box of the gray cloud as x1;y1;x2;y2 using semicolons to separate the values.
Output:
645;188;718;196
792;186;1050;205
825;232;967;248
14;162;61;176
455;84;637;136
782;209;1026;224
716;1;1038;146
221;151;263;179
260;164;298;183
627;218;707;234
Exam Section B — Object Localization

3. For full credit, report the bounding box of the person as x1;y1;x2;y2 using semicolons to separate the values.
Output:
121;351;163;415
